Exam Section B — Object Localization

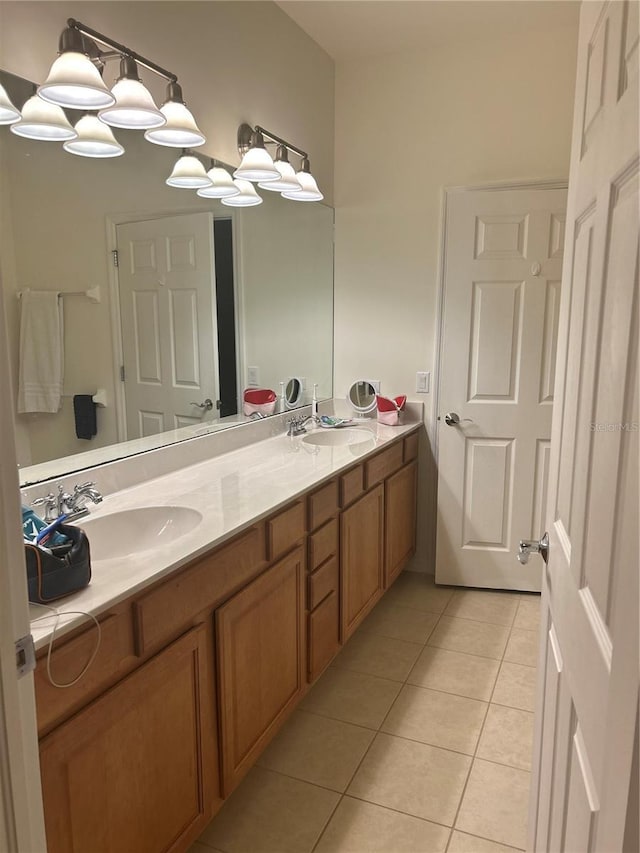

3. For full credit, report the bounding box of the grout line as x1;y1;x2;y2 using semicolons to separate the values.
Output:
450;829;525;851
340;790;459;832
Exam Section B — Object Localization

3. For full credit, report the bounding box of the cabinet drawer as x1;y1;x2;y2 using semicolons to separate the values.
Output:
307;555;339;610
267;501;306;562
308;479;338;531
364;441;404;488
339;465;364;508
403;431;419;463
135;524;267;655
35;605;136;736
308;590;340;682
308;518;338;572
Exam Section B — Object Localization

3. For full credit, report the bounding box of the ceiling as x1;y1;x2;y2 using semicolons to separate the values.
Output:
276;0;580;62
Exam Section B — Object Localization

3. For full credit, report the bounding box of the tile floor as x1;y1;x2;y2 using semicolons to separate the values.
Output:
192;573;541;853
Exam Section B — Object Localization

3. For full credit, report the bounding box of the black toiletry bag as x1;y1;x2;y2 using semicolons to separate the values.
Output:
25;524;91;603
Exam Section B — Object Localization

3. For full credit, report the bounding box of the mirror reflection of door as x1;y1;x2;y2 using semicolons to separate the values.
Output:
117;212;237;439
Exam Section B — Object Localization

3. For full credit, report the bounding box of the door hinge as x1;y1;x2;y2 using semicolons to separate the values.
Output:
15;634;36;678
120;365;125;382
112;249;119;267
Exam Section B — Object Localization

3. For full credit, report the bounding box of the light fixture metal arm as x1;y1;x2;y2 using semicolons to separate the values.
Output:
254;125;307;159
66;18;178;83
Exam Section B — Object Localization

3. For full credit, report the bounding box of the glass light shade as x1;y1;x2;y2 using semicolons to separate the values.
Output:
10;95;77;141
221;179;263;207
234;147;280;182
196;166;240;198
98;78;165;129
258;160;301;192
38;53;116;109
166;154;211;188
144;101;205;147
63;114;124;157
0;83;20;124
282;170;324;202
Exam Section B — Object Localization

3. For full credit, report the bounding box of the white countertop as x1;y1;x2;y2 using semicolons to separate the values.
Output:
29;419;420;650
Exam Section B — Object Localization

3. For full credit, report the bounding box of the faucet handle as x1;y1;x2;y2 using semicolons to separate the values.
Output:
31;493;57;522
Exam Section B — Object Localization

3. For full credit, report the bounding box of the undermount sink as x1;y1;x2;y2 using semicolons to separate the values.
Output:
77;506;203;561
302;428;374;448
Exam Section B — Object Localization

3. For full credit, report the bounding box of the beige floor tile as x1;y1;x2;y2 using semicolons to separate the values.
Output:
300;667;401;730
444;590;519;627
428;617;509;660
333;630;423;682
504;628;539;668
347;732;471;825
256;710;374;792
448;830;523;852
385;572;455;614
492;662;537;712
513;597;541;631
456;759;530;850
408;646;500;701
360;597;440;644
477;705;534;771
314;796;450;853
381;685;487;755
199;766;339;853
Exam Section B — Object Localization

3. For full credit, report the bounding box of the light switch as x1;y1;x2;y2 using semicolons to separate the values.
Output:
247;366;259;387
416;371;430;393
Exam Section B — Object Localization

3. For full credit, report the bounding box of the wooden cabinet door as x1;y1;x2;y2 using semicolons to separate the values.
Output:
340;484;384;641
385;461;418;587
216;547;305;795
39;623;219;853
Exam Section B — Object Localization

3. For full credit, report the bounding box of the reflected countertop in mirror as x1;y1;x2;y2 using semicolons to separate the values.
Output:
0;70;334;486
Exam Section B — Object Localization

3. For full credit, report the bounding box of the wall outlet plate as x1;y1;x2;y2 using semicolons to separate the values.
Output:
369;379;381;393
247;366;259;387
416;371;430;393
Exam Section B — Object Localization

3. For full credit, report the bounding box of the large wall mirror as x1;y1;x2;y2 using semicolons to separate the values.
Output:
0;71;334;486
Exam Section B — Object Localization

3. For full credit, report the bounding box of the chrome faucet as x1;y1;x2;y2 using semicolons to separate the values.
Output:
33;482;103;522
286;415;319;437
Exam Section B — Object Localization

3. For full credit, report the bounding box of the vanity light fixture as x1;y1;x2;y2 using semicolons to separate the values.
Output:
145;82;206;148
166;151;212;188
38;24;115;110
0;82;21;125
197;160;240;198
282;157;324;202
234;124;280;182
10;93;77;141
98;57;165;129
258;144;301;193
221;179;263;207
64;113;124;158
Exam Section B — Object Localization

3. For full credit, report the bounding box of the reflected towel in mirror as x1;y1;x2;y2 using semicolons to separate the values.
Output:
17;290;64;413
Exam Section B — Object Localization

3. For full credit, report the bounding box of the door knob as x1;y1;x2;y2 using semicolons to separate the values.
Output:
518;532;549;565
190;398;213;411
444;412;461;426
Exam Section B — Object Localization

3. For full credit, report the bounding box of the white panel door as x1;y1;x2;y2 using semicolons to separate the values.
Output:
117;213;219;439
529;1;638;850
436;185;566;590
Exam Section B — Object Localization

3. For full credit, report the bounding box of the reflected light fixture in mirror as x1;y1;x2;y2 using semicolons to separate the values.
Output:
348;380;378;414
0;82;21;124
98;57;165;129
258;144;300;193
282;156;323;202
10;94;77;141
145;82;205;148
166;152;211;188
197;162;240;198
221;179;263;206
234;127;280;182
38;26;115;110
64;113;125;157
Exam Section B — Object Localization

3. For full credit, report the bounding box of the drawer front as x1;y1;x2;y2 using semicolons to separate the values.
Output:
307;590;340;682
35;605;136;736
403;431;419;463
267;501;306;562
308;479;338;531
308;518;338;572
135;524;267;655
339;465;364;508
364;441;404;489
307;555;339;610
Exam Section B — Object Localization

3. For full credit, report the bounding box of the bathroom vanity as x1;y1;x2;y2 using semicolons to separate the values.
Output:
30;423;419;853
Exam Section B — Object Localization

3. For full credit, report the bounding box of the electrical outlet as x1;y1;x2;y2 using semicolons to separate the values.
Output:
416;371;430;393
247;366;259;387
369;379;381;393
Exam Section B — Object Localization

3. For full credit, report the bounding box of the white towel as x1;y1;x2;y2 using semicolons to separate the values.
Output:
17;290;64;413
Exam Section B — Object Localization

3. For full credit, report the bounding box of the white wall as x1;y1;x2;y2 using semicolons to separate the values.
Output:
334;24;579;571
